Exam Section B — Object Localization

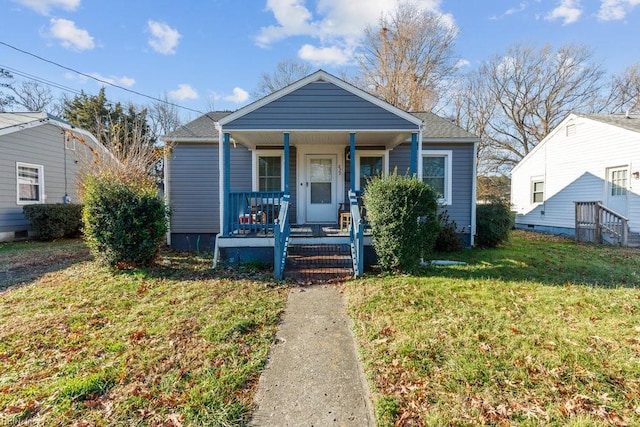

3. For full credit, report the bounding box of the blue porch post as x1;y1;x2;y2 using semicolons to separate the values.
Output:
283;132;290;194
222;132;231;235
410;132;418;176
349;132;356;192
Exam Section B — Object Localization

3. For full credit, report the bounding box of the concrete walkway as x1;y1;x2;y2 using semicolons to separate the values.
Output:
250;285;375;426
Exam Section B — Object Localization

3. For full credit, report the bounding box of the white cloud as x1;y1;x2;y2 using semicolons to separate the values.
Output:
298;44;351;66
147;20;181;55
48;18;95;50
87;73;135;88
12;0;79;15
256;0;453;66
223;87;250;103
545;0;583;24
168;84;198;101
455;59;470;69
598;0;640;20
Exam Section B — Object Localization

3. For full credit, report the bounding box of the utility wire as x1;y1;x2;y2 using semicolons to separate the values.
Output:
0;40;206;116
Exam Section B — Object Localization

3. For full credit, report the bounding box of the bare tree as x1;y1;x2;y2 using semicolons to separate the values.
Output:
600;63;640;113
455;43;605;172
148;93;182;140
0;68;15;111
252;59;311;99
10;80;54;112
355;2;458;111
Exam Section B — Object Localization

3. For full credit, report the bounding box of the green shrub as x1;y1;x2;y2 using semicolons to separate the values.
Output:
364;172;440;271
82;176;169;267
23;203;83;241
435;210;464;252
476;199;514;247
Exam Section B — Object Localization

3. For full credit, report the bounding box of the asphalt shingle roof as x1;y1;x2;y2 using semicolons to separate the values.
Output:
579;113;640;134
412;111;478;140
164;111;231;139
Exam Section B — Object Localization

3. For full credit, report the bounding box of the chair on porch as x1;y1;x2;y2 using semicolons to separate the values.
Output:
338;202;350;232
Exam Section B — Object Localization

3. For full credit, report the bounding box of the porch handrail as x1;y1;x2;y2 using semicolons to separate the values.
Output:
575;201;628;246
349;190;364;277
274;194;291;280
228;191;284;235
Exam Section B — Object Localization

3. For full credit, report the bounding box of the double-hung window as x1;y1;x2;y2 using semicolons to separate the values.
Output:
17;162;44;204
422;150;452;205
531;179;544;203
255;153;283;191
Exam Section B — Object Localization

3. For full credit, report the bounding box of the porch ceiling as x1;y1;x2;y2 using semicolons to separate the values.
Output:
229;130;412;149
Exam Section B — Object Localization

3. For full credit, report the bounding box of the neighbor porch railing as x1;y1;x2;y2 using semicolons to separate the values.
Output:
274;194;291;279
349;190;364;277
575;201;628;246
228;191;285;235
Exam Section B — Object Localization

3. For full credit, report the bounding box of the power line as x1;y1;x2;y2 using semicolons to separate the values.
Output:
0;40;206;115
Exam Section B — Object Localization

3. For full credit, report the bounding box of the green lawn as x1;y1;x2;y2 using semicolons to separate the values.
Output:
0;244;288;426
345;231;640;426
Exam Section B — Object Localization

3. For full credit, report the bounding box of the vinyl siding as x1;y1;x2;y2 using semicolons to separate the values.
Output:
224;81;418;131
168;143;219;233
511;116;640;233
0;124;89;235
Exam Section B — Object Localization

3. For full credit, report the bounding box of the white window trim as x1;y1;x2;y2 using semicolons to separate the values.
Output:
530;177;544;205
16;162;45;205
422;150;452;205
252;150;285;192
355;150;389;191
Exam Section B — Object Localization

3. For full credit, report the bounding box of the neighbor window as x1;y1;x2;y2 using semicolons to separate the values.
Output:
257;155;282;191
422;150;452;205
532;180;544;203
610;169;628;196
356;152;387;192
17;162;44;204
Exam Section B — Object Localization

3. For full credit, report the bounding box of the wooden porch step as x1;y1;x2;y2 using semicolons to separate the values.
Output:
284;244;353;283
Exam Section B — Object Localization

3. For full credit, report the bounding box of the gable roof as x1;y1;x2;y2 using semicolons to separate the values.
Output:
0;112;75;136
219;69;423;128
412;111;479;140
512;112;640;173
578;113;640;133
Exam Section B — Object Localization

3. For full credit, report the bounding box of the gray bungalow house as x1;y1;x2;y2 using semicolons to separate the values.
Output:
163;70;478;277
0;112;102;242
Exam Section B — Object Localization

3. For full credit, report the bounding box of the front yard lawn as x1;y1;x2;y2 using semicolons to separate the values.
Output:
0;244;288;426
345;231;640;426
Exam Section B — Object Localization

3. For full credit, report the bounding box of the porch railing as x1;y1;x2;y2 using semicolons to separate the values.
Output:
228;191;285;235
575;201;628;246
349;190;364;277
274;194;291;280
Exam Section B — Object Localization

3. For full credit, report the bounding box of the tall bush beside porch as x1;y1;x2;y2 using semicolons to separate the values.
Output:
364;172;440;271
82;175;169;268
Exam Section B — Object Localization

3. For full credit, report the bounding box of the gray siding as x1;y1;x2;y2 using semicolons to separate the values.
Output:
168;143;219;234
389;142;475;234
224;81;418;131
0;124;89;236
429;143;475;234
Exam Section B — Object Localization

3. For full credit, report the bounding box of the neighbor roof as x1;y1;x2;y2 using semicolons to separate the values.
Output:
0;112;76;136
163;111;231;140
578;113;640;134
412;111;479;140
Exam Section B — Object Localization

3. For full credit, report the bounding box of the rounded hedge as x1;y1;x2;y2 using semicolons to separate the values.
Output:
475;199;514;248
82;176;169;267
364;173;440;271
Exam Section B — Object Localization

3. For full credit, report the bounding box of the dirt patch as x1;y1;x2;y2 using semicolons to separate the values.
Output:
0;240;91;291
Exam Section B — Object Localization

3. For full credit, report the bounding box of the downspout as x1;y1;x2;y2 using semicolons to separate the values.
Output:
470;140;478;247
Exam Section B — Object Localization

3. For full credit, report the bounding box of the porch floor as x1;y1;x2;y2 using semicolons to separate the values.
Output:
231;223;371;238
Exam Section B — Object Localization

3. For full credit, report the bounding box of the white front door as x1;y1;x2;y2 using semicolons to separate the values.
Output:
306;155;337;222
606;166;629;216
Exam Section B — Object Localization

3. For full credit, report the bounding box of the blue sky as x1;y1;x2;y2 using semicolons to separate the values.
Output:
1;0;638;120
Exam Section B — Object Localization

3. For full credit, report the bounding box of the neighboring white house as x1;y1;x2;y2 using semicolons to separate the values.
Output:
511;112;640;238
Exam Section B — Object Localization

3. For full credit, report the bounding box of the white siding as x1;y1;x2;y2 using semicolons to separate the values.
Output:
512;115;640;233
